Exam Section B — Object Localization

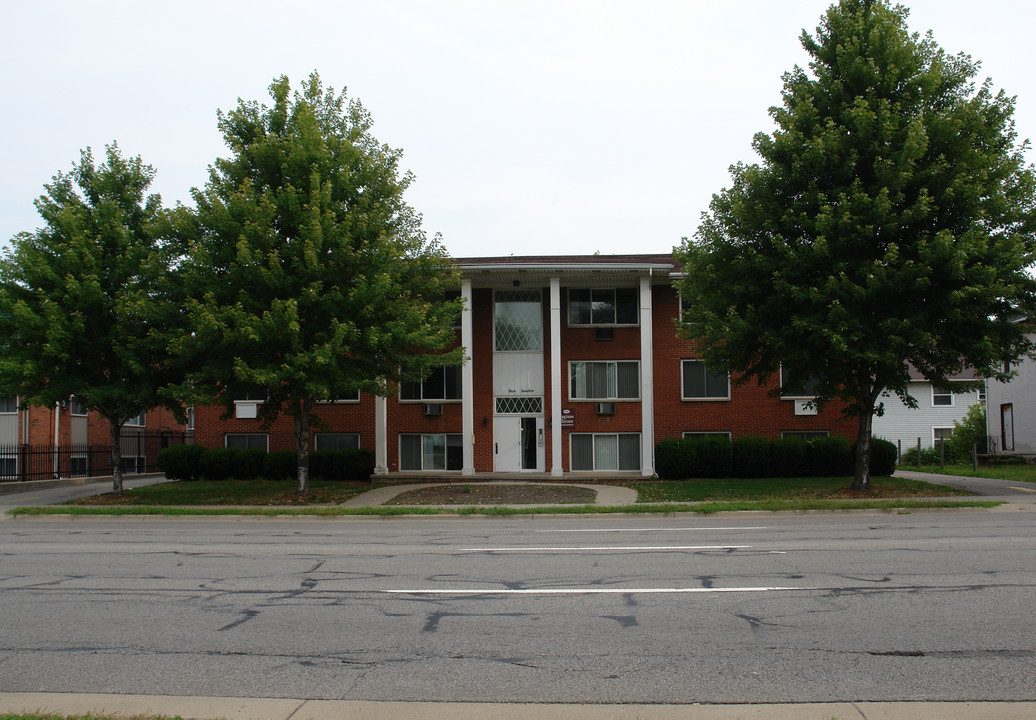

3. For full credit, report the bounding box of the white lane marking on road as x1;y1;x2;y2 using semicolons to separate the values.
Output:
460;545;751;552
385;586;810;595
533;527;768;533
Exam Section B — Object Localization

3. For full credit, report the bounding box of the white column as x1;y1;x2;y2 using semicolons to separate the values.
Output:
550;277;564;476
461;279;475;475
639;275;655;476
374;394;388;475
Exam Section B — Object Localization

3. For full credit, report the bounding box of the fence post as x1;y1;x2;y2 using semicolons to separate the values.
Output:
972;442;978;472
939;439;945;469
897;439;902;464
916;438;921;465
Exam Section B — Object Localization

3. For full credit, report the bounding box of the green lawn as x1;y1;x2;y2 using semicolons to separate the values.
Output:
68;478;373;506
633;475;970;502
899;463;1036;483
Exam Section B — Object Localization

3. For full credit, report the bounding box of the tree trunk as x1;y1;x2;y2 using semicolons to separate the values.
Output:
852;402;874;491
294;398;314;497
109;416;124;497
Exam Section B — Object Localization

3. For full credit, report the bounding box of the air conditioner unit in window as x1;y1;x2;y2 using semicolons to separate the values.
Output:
596;402;615;415
423;403;443;416
595;327;614;341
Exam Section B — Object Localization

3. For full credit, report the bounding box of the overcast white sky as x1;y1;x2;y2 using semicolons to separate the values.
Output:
2;1;1034;259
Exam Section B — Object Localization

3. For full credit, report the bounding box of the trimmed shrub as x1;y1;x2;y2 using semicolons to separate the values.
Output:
309;450;334;480
807;436;852;476
732;436;771;478
694;435;733;478
199;448;235;481
156;443;205;481
867;437;898;476
654;438;697;480
336;448;375;481
264;449;297;481
234;449;267;480
771;437;809;477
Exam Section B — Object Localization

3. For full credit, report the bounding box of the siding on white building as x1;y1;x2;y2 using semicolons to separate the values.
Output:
871;380;983;454
986;332;1036;454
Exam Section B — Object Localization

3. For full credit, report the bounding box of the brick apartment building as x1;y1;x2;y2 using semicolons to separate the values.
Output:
1;397;191;481
193;254;855;477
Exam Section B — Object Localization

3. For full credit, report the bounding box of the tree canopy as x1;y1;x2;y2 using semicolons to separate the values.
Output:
675;0;1036;489
0;144;180;494
174;72;464;495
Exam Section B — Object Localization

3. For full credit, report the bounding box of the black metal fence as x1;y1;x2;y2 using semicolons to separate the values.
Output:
0;431;193;484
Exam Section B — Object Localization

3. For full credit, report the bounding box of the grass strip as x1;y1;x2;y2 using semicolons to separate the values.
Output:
10;499;1000;517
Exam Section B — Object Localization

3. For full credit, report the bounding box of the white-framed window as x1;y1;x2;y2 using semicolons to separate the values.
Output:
0;455;16;478
123;412;146;427
121;456;145;474
226;433;269;452
932;386;954;407
682;431;732;441
780;366;820;399
186;407;195;431
315;433;361;452
933;427;953;445
570;433;641;471
69;396;87;416
68;454;88;477
681;360;730;400
570;360;639;400
399;434;463;471
401;365;462;401
568;288;639;326
781;430;830;441
0;396;17;414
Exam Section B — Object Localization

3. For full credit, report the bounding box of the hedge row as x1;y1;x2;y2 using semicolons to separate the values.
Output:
156;444;376;482
655;435;897;480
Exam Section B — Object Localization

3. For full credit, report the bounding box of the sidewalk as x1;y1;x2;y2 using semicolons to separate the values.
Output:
2;692;1035;720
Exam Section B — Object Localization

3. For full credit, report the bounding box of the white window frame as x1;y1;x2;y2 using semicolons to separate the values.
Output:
681;360;730;400
570;433;641;471
69;396;87;416
399;433;463;471
567;287;639;327
932;385;954;407
225;433;269;452
315;433;361;452
123;412;146;427
780;365;821;399
569;360;640;401
781;430;830;441
400;365;462;402
682;431;732;441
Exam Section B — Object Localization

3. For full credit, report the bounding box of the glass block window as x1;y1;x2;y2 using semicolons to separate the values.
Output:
571;433;640;471
568;288;638;326
315;433;360;452
401;365;461;401
495;397;543;414
681;361;730;399
495;290;542;351
570;361;639;400
226;433;269;451
400;434;463;471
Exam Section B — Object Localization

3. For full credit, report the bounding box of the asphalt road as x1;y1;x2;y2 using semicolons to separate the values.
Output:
1;511;1034;704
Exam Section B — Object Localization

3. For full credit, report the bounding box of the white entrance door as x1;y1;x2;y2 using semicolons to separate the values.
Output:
494;416;541;471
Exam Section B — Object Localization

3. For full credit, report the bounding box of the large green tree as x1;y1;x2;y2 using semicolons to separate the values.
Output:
676;0;1036;489
0;144;181;495
175;73;463;495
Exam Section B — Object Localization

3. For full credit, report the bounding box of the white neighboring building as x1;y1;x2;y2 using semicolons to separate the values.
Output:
871;372;984;455
985;333;1036;455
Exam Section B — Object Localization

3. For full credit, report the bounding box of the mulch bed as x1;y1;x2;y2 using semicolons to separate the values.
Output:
385;483;597;505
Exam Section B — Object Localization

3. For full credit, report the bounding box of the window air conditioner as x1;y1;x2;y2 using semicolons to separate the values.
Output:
596;402;615;415
424;403;443;416
595;327;614;341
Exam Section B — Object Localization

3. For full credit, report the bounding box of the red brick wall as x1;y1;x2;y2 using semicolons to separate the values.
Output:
651;285;856;442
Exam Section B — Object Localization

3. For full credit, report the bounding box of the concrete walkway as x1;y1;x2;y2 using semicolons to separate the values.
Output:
341;481;638;508
2;692;1035;720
